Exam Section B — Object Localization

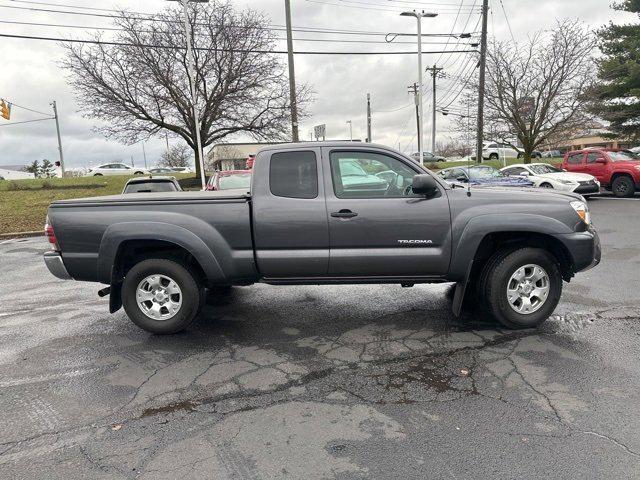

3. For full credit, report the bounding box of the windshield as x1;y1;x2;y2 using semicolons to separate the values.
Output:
609;151;640;162
218;173;252;190
467;166;503;179
529;164;562;174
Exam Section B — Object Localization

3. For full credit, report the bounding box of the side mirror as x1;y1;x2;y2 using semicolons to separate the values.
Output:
595;158;607;164
412;174;438;196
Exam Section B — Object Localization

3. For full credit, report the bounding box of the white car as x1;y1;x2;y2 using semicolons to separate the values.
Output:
169;166;193;174
86;163;149;176
500;163;600;195
482;141;542;161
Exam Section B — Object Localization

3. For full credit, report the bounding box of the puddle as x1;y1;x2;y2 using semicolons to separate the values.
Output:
140;400;197;418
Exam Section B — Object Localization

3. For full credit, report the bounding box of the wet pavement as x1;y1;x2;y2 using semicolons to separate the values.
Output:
0;198;639;479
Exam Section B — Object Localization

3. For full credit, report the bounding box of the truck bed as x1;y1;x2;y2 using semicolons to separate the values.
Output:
48;189;257;284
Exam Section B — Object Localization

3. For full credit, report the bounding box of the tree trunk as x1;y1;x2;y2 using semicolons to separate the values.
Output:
524;152;532;164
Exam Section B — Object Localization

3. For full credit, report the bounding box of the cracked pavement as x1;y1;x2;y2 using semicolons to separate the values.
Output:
1;198;639;479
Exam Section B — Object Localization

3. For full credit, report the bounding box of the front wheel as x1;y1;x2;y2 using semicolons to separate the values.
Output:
489;153;499;160
478;248;562;329
539;182;554;189
122;258;204;334
612;175;635;198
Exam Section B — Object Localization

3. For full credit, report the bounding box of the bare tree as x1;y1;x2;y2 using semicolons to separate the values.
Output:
483;20;596;163
61;1;310;178
159;144;192;168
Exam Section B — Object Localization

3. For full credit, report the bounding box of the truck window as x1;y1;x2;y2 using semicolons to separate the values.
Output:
567;153;584;164
329;151;419;198
269;151;318;199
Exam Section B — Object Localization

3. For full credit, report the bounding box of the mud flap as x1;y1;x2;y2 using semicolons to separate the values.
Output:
109;282;122;313
451;260;474;317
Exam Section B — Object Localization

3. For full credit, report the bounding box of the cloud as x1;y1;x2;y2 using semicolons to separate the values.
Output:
0;0;634;167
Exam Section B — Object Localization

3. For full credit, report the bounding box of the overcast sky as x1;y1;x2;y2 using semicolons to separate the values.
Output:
0;0;635;168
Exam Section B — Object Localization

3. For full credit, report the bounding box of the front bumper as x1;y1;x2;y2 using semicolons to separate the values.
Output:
554;227;601;274
44;251;72;280
572;181;600;195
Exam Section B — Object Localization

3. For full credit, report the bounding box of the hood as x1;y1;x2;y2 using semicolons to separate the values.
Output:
469;176;534;187
537;172;595;181
453;184;584;202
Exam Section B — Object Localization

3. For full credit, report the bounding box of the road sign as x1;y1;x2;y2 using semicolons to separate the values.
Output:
314;124;326;141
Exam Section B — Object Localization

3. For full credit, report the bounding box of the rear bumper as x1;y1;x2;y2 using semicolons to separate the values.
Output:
553;228;601;274
44;251;72;280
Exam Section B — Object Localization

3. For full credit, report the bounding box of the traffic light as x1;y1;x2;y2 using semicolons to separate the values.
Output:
0;100;11;120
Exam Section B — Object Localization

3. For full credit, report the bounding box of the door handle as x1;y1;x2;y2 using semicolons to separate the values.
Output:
331;209;358;219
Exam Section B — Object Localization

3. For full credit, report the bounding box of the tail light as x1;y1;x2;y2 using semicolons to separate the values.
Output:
44;216;59;250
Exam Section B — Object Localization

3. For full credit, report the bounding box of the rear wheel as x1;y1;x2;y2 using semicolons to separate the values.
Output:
477;248;562;329
612;175;635;198
94;173;103;176
489;153;499;160
539;182;554;189
122;258;204;334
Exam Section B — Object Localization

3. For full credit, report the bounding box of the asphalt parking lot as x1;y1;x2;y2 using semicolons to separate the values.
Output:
1;197;639;479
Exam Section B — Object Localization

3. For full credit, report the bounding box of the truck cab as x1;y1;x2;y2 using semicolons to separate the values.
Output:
562;148;640;197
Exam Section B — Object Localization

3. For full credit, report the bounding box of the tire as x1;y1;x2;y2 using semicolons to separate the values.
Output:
477;247;562;329
539;182;554;189
134;171;144;175
517;153;523;159
611;175;635;198
94;173;103;176
121;258;204;334
489;153;499;160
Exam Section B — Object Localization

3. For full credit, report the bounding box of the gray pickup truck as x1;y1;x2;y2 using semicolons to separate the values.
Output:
44;142;600;334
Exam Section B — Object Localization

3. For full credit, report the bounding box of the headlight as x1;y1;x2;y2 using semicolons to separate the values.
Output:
570;201;590;225
634;165;640;171
559;179;575;185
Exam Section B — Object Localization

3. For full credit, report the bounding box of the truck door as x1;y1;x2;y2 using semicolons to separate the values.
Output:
252;148;329;277
322;147;451;277
564;152;586;173
584;151;608;183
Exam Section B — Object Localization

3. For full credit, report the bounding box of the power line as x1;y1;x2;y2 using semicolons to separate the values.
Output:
0;32;478;55
0;117;55;126
305;0;480;13
498;0;516;43
5;100;50;116
0;20;468;44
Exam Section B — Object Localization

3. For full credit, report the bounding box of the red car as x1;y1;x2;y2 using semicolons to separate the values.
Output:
245;155;256;169
562;148;640;197
205;170;252;191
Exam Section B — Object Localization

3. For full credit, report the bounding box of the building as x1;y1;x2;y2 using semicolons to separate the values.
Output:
0;165;35;180
208;142;289;171
554;127;634;151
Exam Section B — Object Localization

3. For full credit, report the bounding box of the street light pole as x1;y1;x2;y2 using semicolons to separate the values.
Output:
401;11;437;166
346;120;353;141
284;0;299;142
168;0;208;188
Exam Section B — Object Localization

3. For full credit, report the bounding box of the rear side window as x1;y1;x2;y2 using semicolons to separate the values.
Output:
124;182;177;193
567;153;583;164
269;151;318;199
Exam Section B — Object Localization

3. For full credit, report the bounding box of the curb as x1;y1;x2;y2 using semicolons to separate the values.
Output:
0;231;42;240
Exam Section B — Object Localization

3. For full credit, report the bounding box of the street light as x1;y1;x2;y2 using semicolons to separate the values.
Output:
400;10;437;166
346;120;353;141
167;0;208;189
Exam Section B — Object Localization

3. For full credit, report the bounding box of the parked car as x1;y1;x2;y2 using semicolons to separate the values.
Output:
562;148;640;197
205;170;252;191
86;163;149;176
438;165;534;188
169;167;193;174
500;163;600;195
246;155;256;169
44;142;599;334
629;146;640;154
410;151;447;163
482;141;542;161
149;167;176;174
542;150;563;158
122;176;182;194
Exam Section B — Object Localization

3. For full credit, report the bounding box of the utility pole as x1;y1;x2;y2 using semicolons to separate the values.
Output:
426;64;443;154
284;0;299;142
346;120;353;141
407;83;421;155
142;142;148;169
476;0;489;164
51;101;65;177
366;93;372;142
